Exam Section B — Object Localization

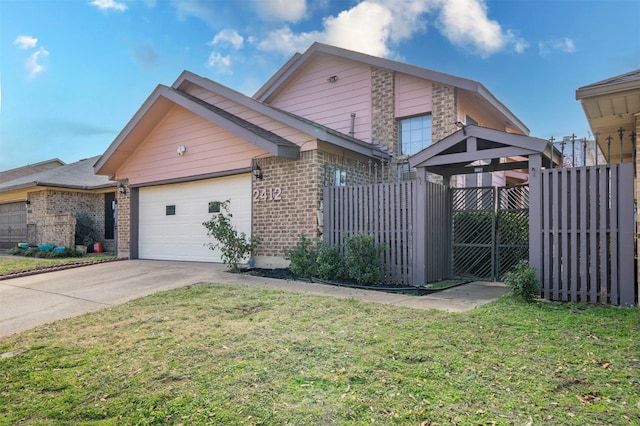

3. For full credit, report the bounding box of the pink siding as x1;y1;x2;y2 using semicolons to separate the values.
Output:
268;53;373;142
117;105;265;185
458;92;523;134
395;73;432;118
183;85;317;148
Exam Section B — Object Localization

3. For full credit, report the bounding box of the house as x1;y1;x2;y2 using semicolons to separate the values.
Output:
576;68;640;288
95;42;531;267
0;156;116;250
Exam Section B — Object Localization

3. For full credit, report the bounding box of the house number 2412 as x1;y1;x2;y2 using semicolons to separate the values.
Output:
253;187;282;202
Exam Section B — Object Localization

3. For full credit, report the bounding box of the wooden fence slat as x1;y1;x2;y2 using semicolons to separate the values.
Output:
579;168;588;302
599;166;608;303
570;169;578;302
618;163;635;306
610;165;619;305
561;168;569;301
589;167;598;303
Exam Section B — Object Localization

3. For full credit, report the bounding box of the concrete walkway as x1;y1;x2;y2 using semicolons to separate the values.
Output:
0;259;507;338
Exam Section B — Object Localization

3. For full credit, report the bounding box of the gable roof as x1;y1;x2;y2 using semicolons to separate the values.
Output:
409;124;553;176
95;70;391;178
172;71;392;158
253;42;529;135
0;158;65;184
0;156;114;193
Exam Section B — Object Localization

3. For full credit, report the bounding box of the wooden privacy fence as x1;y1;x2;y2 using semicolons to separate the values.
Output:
529;162;635;306
323;179;449;285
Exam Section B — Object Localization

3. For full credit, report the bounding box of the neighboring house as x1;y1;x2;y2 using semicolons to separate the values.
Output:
95;42;531;267
0;158;65;184
575;68;640;286
0;156;116;251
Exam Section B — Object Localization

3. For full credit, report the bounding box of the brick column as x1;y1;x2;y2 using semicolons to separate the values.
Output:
432;83;458;143
371;67;397;154
116;186;130;258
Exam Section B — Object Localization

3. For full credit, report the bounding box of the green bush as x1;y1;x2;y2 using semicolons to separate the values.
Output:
202;200;259;271
344;233;386;285
285;235;316;278
503;260;541;302
75;211;98;247
315;240;344;281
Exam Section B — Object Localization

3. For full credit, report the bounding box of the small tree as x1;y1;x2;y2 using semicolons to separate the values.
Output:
202;200;259;271
75;211;98;247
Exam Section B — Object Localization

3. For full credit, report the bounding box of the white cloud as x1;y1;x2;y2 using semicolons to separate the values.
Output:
539;37;575;56
171;0;217;27
25;47;50;78
437;0;527;57
256;0;527;59
210;29;244;50
206;52;233;74
256;0;307;22
258;1;394;57
90;0;127;12
14;35;38;50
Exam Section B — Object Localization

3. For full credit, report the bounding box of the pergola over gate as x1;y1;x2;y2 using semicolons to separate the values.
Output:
410;124;555;285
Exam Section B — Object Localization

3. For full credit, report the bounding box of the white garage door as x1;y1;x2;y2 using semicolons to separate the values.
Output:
139;174;251;262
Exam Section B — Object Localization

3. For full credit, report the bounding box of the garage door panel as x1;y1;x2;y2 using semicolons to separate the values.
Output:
0;202;27;249
139;175;251;262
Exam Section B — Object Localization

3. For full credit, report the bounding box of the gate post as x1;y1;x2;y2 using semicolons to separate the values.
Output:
413;168;427;286
528;154;543;284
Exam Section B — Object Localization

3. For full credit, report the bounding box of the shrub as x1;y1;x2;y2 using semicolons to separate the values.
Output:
285;235;316;278
202;200;259;271
315;240;344;281
503;260;541;302
344;233;385;285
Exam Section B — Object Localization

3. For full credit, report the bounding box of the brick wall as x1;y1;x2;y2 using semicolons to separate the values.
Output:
636;115;640;292
371;67;397;154
252;151;322;260
252;149;374;264
116;187;130;258
432;83;458;143
26;189;115;250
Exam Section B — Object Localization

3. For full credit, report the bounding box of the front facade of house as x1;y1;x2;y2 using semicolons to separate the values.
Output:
96;43;530;267
0;157;116;250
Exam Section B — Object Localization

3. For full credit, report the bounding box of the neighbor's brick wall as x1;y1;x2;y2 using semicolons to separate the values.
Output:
26;189;114;249
371;66;397;154
432;83;458;143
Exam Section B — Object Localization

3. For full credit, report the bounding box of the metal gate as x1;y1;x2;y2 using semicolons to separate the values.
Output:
451;185;529;281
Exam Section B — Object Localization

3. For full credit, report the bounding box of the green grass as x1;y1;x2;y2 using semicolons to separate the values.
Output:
1;284;638;425
0;256;116;275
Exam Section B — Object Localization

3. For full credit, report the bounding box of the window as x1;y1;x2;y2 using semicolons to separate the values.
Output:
208;201;221;214
334;169;347;186
399;114;432;156
166;205;176;216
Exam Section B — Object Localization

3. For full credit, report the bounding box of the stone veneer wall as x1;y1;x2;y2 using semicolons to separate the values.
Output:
26;189;114;250
371;67;397;154
636;115;640;294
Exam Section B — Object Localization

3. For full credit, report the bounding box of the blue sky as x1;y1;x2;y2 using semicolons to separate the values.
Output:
1;0;639;171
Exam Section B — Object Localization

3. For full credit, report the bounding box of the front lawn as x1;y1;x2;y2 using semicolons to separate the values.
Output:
0;284;638;424
0;255;116;276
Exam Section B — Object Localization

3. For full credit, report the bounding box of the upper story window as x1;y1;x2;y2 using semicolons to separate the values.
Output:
399;114;432;156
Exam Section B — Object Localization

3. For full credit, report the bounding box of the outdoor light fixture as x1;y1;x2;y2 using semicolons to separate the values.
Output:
454;121;466;135
25;198;31;206
327;75;338;83
118;182;128;195
176;145;187;156
253;164;263;180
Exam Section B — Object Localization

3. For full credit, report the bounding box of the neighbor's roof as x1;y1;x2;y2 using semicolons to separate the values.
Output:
576;69;640;99
0;156;115;192
253;42;530;135
0;158;65;184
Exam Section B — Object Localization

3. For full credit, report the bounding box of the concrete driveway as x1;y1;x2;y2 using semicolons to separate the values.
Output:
0;259;507;338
